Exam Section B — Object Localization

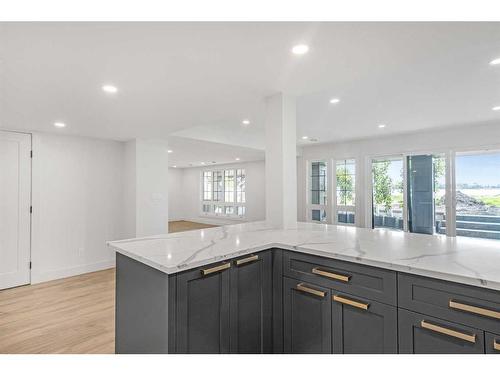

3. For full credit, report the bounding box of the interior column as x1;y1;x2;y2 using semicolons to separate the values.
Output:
265;92;297;228
124;138;169;237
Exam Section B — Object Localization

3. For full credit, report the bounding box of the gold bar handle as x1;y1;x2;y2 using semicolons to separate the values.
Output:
333;295;369;310
235;254;259;266
494;340;500;351
449;300;500;320
312;267;351;283
295;283;326;298
201;262;230;276
420;320;476;343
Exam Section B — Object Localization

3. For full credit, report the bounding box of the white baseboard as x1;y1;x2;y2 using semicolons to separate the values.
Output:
30;259;115;284
186;216;247;226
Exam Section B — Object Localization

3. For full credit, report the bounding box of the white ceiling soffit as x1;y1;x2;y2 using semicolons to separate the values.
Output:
167;136;264;168
1;22;500;147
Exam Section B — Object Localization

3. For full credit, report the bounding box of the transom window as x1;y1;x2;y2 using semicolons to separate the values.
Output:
202;168;246;218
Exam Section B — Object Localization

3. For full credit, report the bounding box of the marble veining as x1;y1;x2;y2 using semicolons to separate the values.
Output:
108;221;500;291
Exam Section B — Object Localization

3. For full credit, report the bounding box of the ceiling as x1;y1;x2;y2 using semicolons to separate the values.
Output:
1;22;500;159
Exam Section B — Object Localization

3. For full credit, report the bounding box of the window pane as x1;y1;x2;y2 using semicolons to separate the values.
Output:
310;161;327;205
224;170;235;203
455;152;500;240
338;210;355;224
372;157;404;230
214;204;223;214
202;204;211;213
213;171;223;201
311;209;327;222
225;206;234;215
203;171;212;201
336;159;356;224
237;206;246;216
236;169;246;203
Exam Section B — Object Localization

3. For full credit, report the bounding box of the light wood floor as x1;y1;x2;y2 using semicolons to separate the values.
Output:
0;220;217;354
168;220;217;232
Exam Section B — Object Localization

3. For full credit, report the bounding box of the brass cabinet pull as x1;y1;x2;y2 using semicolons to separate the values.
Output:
312;267;351;283
295;283;326;298
201;262;230;276
235;254;259;266
333;295;369;310
494;340;500;351
449;300;500;320
420;320;476;343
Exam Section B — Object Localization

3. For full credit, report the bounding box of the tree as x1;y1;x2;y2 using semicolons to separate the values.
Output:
433;157;445;193
336;166;353;205
372;161;393;213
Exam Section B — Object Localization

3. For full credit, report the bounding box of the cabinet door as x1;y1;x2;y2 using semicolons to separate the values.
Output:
399;309;485;354
176;262;231;353
283;277;332;353
230;251;272;353
331;292;397;353
486;332;500;354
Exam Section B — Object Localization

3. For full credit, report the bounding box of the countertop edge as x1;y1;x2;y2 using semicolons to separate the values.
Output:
108;242;500;292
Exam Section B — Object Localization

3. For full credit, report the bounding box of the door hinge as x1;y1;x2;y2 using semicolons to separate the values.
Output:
29;261;32;269
30;206;32;214
30;150;33;158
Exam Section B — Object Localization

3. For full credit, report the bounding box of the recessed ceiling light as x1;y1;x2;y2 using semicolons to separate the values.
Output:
489;58;500;66
235;158;240;161
54;122;66;128
492;106;500;111
201;162;206;165
329;98;340;104
301;136;309;140
292;44;309;55
242;119;250;125
167;149;173;153
172;165;177;168
102;85;118;93
378;124;386;128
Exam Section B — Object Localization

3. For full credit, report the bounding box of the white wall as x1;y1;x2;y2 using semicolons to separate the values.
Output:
169;160;266;224
134;139;169;237
168;167;185;221
298;122;500;226
31;133;127;283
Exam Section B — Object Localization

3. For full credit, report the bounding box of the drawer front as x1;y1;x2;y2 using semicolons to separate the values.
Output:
283;251;397;305
486;332;500;354
398;309;485;354
399;273;500;334
331;291;398;353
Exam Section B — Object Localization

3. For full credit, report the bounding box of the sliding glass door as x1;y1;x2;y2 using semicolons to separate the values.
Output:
372;154;446;235
406;154;445;235
372;157;404;230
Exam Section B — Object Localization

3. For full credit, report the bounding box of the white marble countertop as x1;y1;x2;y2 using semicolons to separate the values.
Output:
108;221;500;291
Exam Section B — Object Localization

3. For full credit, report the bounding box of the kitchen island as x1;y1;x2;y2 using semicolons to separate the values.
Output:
108;221;500;354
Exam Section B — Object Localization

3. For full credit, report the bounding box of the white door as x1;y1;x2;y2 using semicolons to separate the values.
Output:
0;131;31;290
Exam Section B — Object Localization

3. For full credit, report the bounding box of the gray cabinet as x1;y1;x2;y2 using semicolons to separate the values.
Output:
116;249;500;354
398;309;485;354
229;252;272;353
283;277;332;353
486;332;500;354
176;262;231;353
331;292;397;353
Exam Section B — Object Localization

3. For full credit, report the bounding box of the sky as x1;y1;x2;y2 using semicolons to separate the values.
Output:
456;153;500;186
